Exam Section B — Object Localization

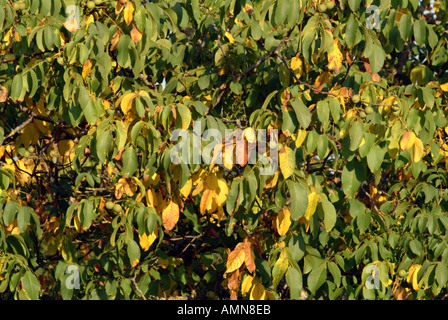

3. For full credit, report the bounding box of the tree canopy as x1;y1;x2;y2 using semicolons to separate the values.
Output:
1;0;448;300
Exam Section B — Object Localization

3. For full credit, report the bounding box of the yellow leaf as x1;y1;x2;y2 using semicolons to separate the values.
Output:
130;23;142;43
162;199;179;231
295;129;307;148
82;59;92;80
120;92;137;114
241;275;254;296
180;178;192;198
290;56;303;79
139;226;158;251
327;39;343;73
226;243;245;273
407;265;423;291
264;170;279;189
305;192;320;221
413;138;424;162
85;14;95;27
400;131;416;151
215;178;229;206
276;208;291;236
250;283;266;300
279;147;295;179
224;31;235;43
123;1;135;25
131;259;139;268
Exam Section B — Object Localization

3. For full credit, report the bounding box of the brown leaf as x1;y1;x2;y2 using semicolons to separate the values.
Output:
243;240;256;273
0;86;8;102
130;23;142;43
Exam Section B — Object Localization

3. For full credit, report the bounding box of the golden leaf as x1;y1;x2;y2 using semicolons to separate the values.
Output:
226;243;246;273
139;226;158;251
413;138;424;162
276;208;292;237
123;1;135;25
279;146;295;179
290;56;303;79
120;92;137;114
328;38;343;74
400;131;416;151
295;129;307;148
241;275;254;296
179;178;192;198
85;14;95;27
82;59;92;80
305;192;320;221
224;31;235;43
162;199;180;231
250;283;266;300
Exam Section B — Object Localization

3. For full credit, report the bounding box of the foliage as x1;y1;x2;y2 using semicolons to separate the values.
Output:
1;0;448;300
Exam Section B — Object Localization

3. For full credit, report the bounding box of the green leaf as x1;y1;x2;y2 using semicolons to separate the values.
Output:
21;271;41;300
286;180;308;220
345;16;358;47
349;120;363;151
409;239;423;256
320;195;337;232
290;99;311;129
10;74;23;100
121;146;138;177
127;239;141;267
341;159;366;198
286;266;303;299
3;201;17;226
367;144;386;172
368;44;385;74
307;263;327;295
413;19;427;47
399;14;412;40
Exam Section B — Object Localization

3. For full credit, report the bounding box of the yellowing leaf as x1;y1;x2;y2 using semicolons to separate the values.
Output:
180;178;192;198
440;83;448;92
215;178;229;206
276;208;292;236
400;131;416;151
243;240;256;273
291;56;303;79
139;226;158;251
295;129;307;148
82;59;92;80
241;275;254;296
413;138;424;162
328;39;343;74
305;192;320;221
120;92;137;114
224;31;235;43
200;189;214;215
250;283;266;300
123;1;135;25
131;259;139;268
264;170;279;189
226;243;245;273
130;23;142;43
279;147;295;179
162;199;180;231
85;14;95;27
